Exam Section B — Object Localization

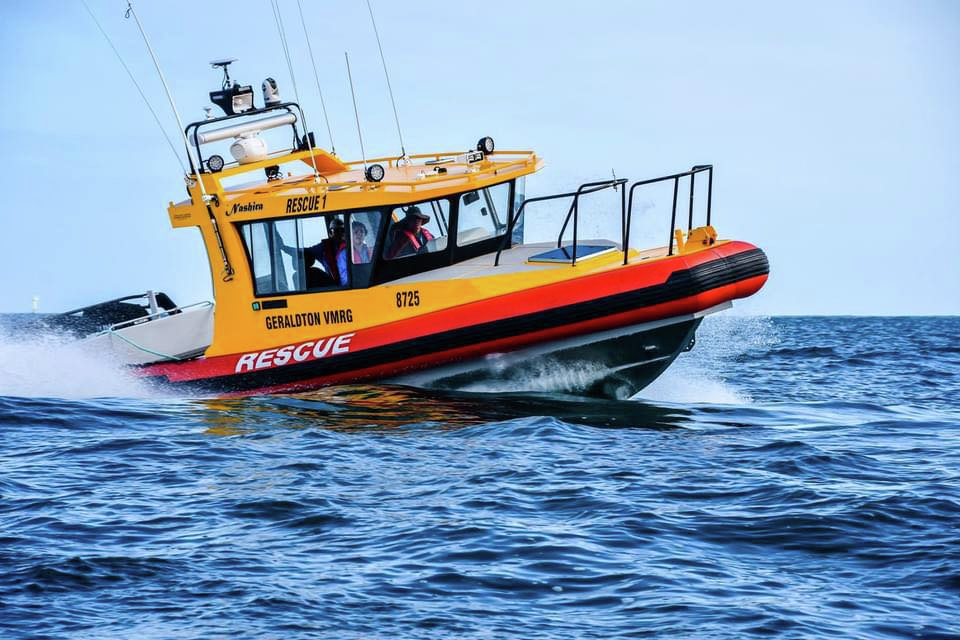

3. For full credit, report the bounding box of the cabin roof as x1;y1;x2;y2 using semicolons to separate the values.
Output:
170;147;541;226
214;147;538;199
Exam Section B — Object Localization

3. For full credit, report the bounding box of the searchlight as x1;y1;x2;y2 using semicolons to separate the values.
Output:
206;154;225;172
209;59;254;116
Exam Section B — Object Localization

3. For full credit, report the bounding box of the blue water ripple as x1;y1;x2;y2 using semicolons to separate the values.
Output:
0;317;959;638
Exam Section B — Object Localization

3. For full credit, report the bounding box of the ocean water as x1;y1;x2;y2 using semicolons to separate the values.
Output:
0;316;958;639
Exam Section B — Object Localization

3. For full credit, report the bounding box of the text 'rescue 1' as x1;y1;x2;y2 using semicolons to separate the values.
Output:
286;195;323;214
235;332;355;373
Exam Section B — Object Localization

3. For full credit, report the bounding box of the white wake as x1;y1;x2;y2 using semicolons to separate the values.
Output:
0;327;157;399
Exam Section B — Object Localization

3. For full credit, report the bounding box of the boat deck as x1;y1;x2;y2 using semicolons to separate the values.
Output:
390;241;671;283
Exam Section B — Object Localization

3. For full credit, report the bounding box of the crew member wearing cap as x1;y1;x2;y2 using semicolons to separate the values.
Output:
385;206;435;260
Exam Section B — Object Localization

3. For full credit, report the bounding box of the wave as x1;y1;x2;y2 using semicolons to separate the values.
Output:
764;346;838;358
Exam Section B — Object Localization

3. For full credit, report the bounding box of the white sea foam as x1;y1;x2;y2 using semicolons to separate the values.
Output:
456;357;614;395
637;366;749;405
0;327;157;399
637;315;780;405
397;316;780;403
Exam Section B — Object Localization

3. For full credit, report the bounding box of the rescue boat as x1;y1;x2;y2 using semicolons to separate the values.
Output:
55;63;768;399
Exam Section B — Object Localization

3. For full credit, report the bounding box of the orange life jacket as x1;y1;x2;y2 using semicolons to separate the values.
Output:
388;227;434;259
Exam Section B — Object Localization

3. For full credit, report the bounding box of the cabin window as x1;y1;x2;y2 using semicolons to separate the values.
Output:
383;199;450;260
456;181;510;246
240;219;301;295
350;211;380;265
348;210;382;288
299;214;348;289
239;214;351;296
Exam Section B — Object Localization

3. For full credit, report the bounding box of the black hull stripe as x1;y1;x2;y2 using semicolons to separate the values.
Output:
154;248;769;393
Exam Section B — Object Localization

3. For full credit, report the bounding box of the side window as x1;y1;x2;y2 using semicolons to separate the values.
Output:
241;219;300;295
349;211;381;265
457;181;510;246
239;214;348;295
299;215;347;289
383;199;450;260
349;210;382;288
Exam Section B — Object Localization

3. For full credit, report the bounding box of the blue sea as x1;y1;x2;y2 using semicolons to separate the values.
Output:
1;316;958;639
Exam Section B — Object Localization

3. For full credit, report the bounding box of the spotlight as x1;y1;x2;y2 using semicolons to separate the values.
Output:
209;82;254;116
208;59;254;116
365;163;385;183
477;136;495;155
207;154;225;172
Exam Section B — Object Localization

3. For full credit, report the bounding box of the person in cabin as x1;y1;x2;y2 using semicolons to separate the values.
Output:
283;216;347;288
308;217;348;286
351;220;372;264
385;206;434;260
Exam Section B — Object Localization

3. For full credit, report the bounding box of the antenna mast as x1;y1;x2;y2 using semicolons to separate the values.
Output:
344;52;368;174
365;0;407;159
124;1;234;280
268;0;321;182
295;0;336;155
124;1;205;195
81;0;186;173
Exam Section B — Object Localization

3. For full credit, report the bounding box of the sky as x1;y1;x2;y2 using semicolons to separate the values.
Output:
0;0;957;315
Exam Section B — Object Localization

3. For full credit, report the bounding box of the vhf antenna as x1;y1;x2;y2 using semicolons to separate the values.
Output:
365;0;407;161
295;0;336;155
269;0;320;183
80;0;185;174
124;1;205;197
344;52;368;175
